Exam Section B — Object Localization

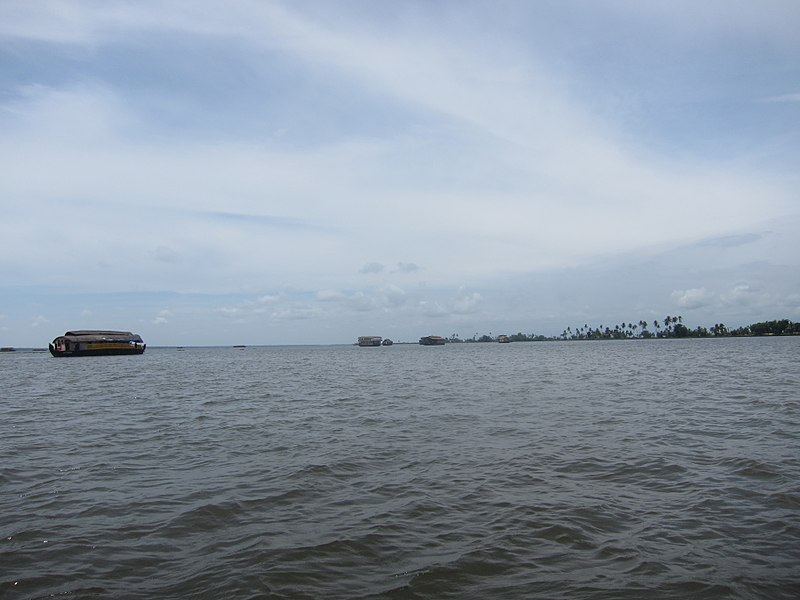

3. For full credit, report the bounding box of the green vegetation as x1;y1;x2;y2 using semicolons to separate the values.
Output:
446;318;800;343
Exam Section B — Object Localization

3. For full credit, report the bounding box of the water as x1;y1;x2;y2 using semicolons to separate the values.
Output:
2;338;799;599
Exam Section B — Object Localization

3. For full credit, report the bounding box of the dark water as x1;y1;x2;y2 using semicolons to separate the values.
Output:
2;338;799;599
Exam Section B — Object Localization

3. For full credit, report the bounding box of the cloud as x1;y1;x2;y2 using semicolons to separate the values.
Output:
393;262;419;273
671;288;714;309
379;284;407;308
720;284;760;307
316;290;345;302
694;233;763;249
359;262;384;274
1;8;793;295
452;290;483;314
31;315;48;328
418;300;448;318
271;304;322;321
155;245;180;263
153;309;172;324
761;92;800;103
312;285;409;314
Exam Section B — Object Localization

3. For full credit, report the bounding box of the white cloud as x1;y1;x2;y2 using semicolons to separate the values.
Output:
761;92;800;103
378;284;407;308
153;309;173;324
452;291;483;314
316;290;344;302
418;300;449;318
271;304;321;321
1;15;793;292
720;284;762;308
671;288;714;309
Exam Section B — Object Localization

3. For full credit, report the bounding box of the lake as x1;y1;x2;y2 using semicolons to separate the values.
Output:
2;338;799;599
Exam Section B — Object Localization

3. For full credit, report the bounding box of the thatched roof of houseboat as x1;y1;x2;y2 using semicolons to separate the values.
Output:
60;330;143;342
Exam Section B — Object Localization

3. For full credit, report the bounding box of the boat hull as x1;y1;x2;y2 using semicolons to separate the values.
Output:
49;345;146;357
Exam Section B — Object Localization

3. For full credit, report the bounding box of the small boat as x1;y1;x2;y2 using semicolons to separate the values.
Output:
497;335;511;343
49;330;146;357
381;339;393;346
358;336;383;347
419;335;446;346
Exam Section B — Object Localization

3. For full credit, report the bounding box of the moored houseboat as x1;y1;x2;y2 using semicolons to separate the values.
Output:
49;330;146;357
358;336;383;347
419;335;446;346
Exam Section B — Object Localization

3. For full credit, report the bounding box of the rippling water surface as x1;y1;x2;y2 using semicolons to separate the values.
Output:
2;338;799;599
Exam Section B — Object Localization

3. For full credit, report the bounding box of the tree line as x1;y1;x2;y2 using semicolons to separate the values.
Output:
446;318;800;342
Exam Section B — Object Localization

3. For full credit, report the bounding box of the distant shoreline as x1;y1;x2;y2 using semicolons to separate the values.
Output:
448;317;800;343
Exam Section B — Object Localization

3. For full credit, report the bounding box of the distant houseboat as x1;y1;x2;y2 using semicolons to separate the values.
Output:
497;335;511;343
419;335;446;346
382;339;393;346
49;330;146;357
358;336;383;347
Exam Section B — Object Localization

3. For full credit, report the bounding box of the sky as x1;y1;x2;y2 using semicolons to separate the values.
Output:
1;0;798;346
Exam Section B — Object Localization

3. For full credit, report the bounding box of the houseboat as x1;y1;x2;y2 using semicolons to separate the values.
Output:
419;335;446;346
49;330;146;357
382;338;393;346
497;335;511;343
358;336;383;347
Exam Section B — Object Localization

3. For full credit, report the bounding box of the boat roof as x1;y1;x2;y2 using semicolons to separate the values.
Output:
57;330;143;342
65;330;135;336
